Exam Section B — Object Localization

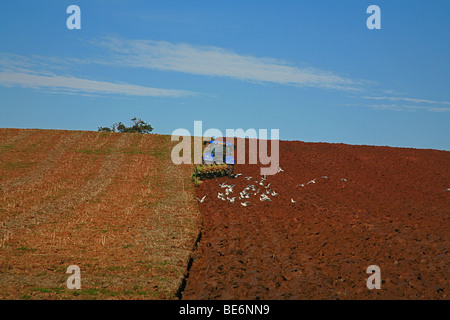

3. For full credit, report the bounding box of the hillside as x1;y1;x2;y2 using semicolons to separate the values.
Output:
1;129;449;300
0;128;201;299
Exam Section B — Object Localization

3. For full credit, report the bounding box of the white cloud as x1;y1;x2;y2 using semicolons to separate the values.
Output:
426;107;450;113
92;37;363;91
0;53;196;98
0;71;194;97
358;95;450;112
342;103;450;113
362;96;450;106
367;104;421;112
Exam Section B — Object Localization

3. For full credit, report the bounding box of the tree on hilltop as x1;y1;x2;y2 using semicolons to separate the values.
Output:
98;117;153;134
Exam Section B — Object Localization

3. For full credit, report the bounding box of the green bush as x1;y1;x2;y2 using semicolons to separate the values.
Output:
98;117;153;134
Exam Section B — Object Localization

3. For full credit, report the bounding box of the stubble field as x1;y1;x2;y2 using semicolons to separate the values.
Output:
0;128;201;299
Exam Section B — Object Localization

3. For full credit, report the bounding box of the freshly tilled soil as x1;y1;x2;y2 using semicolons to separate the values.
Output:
182;140;449;299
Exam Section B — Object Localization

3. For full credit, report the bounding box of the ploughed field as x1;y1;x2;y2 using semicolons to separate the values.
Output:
183;140;450;299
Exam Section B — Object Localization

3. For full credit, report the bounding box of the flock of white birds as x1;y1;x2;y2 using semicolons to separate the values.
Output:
195;163;450;208
195;166;352;207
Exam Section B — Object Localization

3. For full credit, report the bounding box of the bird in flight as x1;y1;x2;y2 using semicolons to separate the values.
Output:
196;196;206;203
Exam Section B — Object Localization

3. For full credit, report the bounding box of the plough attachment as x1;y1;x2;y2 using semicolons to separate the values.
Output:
192;164;234;180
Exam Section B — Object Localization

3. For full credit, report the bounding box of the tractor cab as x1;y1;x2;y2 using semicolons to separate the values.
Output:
202;140;235;166
192;139;236;180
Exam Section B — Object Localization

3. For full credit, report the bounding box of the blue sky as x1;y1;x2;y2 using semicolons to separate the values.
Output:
0;0;449;150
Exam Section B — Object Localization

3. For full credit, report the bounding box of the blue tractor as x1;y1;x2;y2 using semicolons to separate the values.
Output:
195;139;235;179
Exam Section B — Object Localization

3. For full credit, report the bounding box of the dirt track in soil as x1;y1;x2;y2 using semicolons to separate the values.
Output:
182;140;449;299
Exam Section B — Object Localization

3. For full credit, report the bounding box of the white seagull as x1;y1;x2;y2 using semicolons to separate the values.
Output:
196;196;206;203
291;198;296;203
241;201;251;207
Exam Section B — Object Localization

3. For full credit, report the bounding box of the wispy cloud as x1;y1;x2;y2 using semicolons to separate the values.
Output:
342;103;450;113
0;71;194;97
90;37;364;91
0;53;196;98
358;95;450;113
1;40;448;111
363;96;450;106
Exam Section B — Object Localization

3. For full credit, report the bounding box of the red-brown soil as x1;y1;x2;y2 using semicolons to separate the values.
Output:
183;140;449;299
